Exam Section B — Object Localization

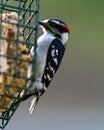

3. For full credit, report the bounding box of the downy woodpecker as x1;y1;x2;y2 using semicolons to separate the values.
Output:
22;19;70;114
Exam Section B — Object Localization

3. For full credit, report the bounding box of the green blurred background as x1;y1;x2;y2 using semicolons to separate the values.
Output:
5;0;104;130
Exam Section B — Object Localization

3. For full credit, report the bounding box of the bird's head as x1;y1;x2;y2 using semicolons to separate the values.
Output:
38;19;70;44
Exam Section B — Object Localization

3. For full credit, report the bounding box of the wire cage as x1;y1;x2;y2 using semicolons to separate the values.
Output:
0;0;40;128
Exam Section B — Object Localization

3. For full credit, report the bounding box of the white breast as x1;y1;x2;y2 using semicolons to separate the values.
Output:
31;33;55;81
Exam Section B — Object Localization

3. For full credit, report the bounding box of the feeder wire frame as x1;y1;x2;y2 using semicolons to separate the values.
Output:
0;0;40;128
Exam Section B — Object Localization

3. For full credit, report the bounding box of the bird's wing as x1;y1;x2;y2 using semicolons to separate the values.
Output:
41;38;65;89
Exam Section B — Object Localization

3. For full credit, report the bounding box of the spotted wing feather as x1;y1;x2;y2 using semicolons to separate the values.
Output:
42;38;65;88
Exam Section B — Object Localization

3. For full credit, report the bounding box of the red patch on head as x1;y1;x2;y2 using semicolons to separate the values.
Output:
64;25;70;32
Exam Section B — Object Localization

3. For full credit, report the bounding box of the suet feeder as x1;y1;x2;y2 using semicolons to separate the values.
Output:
0;0;40;128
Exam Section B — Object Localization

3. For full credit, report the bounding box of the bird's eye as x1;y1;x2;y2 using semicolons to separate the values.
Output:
50;22;55;27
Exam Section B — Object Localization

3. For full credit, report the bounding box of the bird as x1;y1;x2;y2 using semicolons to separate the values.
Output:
20;18;70;114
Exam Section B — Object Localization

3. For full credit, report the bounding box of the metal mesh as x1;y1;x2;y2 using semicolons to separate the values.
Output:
0;0;40;128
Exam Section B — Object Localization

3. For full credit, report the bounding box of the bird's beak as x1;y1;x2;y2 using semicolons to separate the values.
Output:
38;20;48;28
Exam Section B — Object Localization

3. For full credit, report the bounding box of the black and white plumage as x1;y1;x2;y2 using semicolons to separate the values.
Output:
22;19;70;114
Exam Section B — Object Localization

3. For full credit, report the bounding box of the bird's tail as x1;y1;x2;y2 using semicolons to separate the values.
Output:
29;96;39;115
